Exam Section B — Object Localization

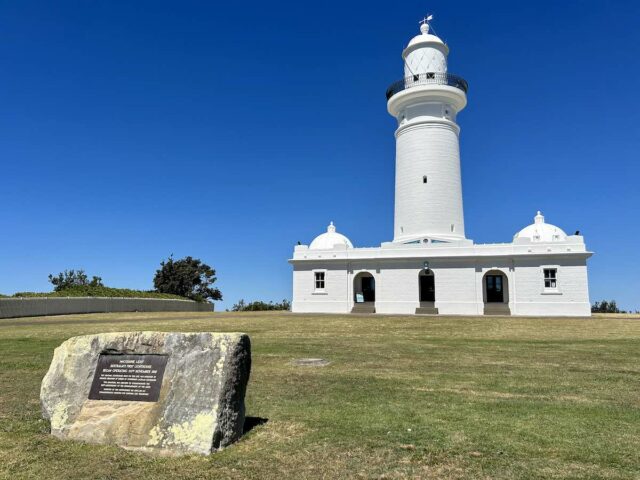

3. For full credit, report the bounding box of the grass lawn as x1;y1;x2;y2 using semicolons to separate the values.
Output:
0;312;639;479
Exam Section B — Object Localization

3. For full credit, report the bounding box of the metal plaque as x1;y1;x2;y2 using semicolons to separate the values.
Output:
88;354;168;402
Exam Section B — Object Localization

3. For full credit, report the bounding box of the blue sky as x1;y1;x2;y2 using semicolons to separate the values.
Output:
1;0;638;311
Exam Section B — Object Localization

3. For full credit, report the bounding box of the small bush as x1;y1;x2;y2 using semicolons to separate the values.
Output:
231;299;291;312
591;300;623;314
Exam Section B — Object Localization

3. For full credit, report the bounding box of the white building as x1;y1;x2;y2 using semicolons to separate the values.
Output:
289;19;592;316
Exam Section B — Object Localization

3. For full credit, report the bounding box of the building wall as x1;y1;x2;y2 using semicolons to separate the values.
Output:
291;254;590;317
511;257;591;316
292;262;351;313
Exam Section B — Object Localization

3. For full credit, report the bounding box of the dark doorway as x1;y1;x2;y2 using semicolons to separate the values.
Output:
361;276;375;302
486;275;504;303
419;274;435;302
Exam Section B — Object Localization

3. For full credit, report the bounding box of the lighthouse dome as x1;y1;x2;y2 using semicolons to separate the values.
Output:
403;22;449;76
514;211;567;243
406;32;448;52
309;222;353;250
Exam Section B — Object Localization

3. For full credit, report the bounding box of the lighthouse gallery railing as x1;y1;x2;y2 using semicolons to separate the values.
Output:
386;72;468;100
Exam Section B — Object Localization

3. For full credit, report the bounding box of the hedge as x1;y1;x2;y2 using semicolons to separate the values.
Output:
8;286;188;301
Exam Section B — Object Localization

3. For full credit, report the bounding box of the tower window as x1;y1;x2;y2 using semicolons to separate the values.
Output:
413;74;419;82
450;224;455;232
314;271;325;291
423;175;427;184
543;268;557;289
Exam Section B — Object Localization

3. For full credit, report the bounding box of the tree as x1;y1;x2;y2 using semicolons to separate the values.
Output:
153;256;222;302
48;269;104;292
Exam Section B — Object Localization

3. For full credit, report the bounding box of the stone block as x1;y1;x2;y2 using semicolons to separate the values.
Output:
40;331;251;455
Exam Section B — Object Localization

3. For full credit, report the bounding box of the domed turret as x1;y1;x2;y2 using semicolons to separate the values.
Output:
309;222;353;250
514;211;567;243
403;21;449;77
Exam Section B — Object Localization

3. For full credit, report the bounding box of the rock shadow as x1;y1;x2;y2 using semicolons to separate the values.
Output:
243;416;268;434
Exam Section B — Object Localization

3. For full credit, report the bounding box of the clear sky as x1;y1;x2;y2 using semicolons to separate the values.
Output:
1;0;638;311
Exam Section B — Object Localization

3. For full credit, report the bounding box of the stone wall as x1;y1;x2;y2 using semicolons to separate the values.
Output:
0;297;213;319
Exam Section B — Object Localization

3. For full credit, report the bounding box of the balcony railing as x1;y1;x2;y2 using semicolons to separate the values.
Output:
386;72;468;100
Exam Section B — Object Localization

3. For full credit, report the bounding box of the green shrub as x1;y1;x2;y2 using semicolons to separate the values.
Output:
592;300;624;314
48;269;104;291
231;299;291;311
11;286;188;300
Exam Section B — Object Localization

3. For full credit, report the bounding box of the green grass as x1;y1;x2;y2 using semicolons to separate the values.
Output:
0;312;639;479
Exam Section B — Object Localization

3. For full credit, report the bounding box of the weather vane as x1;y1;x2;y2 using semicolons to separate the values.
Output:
419;14;433;34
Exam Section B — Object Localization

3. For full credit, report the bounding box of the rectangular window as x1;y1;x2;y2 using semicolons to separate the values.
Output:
314;271;325;290
543;268;557;289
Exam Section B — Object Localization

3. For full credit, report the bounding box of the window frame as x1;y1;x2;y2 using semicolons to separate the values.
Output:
313;270;327;293
541;266;561;294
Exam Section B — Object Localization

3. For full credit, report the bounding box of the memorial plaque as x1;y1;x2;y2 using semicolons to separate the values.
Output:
88;354;168;402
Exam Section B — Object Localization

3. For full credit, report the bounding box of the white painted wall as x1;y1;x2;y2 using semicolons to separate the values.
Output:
291;253;591;317
511;257;591;316
291;262;351;313
393;121;465;242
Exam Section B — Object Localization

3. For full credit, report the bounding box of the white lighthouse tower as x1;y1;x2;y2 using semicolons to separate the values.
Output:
387;18;468;243
290;16;592;317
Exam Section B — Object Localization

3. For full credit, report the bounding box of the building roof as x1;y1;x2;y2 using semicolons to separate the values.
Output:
514;211;568;243
309;222;354;250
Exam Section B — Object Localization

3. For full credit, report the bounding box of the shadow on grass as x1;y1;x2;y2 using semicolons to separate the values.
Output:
243;416;268;434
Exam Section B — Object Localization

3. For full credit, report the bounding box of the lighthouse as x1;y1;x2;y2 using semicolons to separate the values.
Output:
290;16;592;317
386;18;468;243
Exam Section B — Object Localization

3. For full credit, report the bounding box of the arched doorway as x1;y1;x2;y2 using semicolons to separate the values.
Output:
416;270;439;314
354;272;375;302
419;270;435;302
482;270;511;315
352;272;375;313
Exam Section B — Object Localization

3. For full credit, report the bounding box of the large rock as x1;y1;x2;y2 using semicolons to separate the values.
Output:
40;331;251;456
